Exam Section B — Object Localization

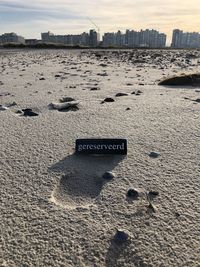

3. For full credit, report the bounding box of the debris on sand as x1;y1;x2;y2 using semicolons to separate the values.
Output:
114;229;129;243
149;152;160;158
102;97;115;103
158;73;200;86
126;188;139;199
0;105;8;111
59;97;75;103
49;101;79;112
115;93;129;97
22;108;39;117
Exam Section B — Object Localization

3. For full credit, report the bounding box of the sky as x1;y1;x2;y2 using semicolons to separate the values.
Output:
0;0;200;44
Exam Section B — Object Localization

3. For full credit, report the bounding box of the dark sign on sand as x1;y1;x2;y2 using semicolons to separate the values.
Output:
76;139;127;155
76;138;127;155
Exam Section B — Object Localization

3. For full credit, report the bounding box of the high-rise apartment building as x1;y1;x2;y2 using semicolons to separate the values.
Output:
171;29;200;48
0;32;25;44
102;29;166;48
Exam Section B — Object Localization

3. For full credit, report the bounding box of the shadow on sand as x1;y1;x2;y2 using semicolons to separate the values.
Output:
49;153;125;208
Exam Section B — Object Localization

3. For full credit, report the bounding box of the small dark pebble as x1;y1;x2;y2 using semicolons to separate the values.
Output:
131;90;142;95
114;229;129;243
59;97;75;103
15;110;23;114
39;77;45;80
127;188;139;199
7;101;17;107
194;98;200;103
102;97;115;103
102;171;115;180
22;109;39;117
126;107;131;110
55;74;61;78
115;93;129;97
149;152;160;158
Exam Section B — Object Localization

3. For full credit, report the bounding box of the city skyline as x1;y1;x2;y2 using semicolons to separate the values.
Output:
1;28;200;48
0;0;200;45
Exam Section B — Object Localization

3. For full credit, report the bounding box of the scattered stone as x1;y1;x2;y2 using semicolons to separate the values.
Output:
6;101;17;107
99;63;108;67
158;73;200;86
149;152;160;158
49;101;79;111
127;188;139;199
126;107;131;111
126;83;133;86
59;97;75;103
131;90;142;95
115;93;129;97
102;171;115;180
39;77;45;80
22;109;39;117
194;98;200;103
55;74;61;78
90;87;100;91
114;229;129;243
102;97;115;103
15;110;23;114
97;73;108;77
0;105;8;111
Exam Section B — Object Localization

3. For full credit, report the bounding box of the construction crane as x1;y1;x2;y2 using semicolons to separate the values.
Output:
87;17;100;36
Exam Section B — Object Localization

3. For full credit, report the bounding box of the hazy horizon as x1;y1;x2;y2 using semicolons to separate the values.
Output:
0;0;200;44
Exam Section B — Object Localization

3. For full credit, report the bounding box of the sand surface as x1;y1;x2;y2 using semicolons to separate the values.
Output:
0;49;200;267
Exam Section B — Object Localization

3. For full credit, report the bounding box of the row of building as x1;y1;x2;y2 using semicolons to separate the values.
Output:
171;29;200;48
41;30;99;47
1;29;200;48
102;29;166;48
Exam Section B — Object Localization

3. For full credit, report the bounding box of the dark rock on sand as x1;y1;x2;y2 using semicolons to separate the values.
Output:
114;229;129;243
39;77;45;80
102;171;115;180
115;93;129;97
158;73;200;86
59;97;75;103
131;90;142;95
22;109;39;117
0;105;8;111
102;97;115;103
90;87;100;91
149;152;160;158
127;188;139;199
49;101;79;112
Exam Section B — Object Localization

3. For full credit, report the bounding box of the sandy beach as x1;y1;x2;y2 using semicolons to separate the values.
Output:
0;49;200;267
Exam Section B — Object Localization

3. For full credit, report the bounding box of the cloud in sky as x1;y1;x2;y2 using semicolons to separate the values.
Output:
0;0;200;43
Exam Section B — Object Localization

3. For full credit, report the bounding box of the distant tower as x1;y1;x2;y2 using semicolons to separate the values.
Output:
171;29;183;48
89;29;99;47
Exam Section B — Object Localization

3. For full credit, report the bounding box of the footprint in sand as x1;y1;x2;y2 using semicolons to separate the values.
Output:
49;154;125;209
